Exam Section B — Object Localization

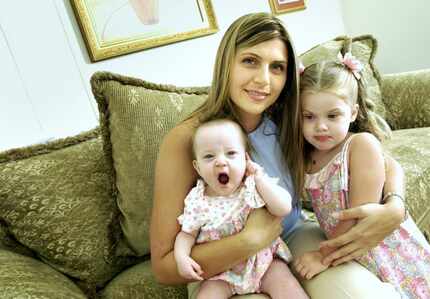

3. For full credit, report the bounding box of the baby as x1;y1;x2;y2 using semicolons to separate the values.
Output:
174;118;308;299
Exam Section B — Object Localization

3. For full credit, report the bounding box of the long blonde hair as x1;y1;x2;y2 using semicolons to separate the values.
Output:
188;12;304;195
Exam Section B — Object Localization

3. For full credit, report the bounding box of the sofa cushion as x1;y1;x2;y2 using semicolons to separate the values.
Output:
0;130;124;292
384;127;430;239
300;35;385;118
99;260;187;299
0;249;86;298
91;72;208;256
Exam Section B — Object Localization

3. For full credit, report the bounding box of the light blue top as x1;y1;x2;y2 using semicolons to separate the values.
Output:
248;116;301;240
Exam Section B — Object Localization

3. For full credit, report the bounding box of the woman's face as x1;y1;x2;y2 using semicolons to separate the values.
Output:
229;38;288;132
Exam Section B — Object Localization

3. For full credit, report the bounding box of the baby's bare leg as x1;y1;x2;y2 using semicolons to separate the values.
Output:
260;259;309;299
196;280;232;299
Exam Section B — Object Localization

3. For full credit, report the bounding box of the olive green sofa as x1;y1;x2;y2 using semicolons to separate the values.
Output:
0;35;429;298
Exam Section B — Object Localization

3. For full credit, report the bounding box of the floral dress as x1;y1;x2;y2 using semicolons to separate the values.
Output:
304;135;430;299
178;175;292;295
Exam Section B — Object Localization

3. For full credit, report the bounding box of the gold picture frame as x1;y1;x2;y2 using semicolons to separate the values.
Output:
71;0;218;62
269;0;306;15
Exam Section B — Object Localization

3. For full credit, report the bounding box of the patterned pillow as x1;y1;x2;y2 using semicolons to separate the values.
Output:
0;249;86;299
299;35;386;118
0;130;123;293
91;72;208;256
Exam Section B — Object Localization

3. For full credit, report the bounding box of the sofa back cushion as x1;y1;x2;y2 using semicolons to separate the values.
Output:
91;72;208;256
0;130;124;292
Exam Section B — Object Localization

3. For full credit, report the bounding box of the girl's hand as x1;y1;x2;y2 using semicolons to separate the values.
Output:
319;203;400;266
245;153;264;177
241;208;283;250
293;250;328;280
176;255;204;281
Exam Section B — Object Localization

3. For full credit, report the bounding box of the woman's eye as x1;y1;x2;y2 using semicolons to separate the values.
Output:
328;114;338;119
271;63;285;73
242;57;256;65
303;114;313;120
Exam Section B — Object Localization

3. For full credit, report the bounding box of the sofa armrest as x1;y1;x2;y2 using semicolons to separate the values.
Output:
381;69;430;130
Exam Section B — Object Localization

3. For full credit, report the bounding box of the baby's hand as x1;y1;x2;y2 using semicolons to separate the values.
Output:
176;255;204;281
245;153;264;177
293;250;328;280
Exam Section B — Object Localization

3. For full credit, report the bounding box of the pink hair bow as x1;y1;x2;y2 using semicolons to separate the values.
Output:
298;60;305;75
337;52;363;80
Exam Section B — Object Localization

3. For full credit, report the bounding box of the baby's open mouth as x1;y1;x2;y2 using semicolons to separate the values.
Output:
218;173;229;185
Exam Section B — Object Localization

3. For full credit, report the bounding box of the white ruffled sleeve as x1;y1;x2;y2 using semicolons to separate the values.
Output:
177;180;208;234
242;175;265;209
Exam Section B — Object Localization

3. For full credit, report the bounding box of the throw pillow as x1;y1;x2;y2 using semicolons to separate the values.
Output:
91;72;208;256
0;129;124;293
299;35;386;118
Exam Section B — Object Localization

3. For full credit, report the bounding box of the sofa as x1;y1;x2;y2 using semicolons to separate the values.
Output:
1;35;429;298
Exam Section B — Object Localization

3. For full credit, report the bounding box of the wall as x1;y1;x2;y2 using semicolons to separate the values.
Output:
341;0;430;74
1;0;345;151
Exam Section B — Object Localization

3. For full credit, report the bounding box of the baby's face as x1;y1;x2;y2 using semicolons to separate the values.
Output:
193;123;247;197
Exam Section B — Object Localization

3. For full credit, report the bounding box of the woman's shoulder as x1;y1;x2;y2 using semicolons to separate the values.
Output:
161;118;198;149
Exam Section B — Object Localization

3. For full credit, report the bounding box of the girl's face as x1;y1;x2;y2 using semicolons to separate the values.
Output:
229;38;288;132
193;122;247;197
301;91;358;152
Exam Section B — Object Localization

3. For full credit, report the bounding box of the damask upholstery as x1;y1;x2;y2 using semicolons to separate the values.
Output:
91;72;208;256
0;36;429;298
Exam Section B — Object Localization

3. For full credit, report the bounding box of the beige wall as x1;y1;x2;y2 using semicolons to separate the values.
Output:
341;0;430;74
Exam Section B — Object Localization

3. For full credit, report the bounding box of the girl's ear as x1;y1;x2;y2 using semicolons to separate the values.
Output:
351;104;359;122
192;160;201;176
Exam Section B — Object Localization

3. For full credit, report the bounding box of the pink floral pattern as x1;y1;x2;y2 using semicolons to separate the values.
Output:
178;175;292;295
305;136;430;299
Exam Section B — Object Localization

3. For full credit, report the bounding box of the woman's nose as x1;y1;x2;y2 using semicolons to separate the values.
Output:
253;66;270;85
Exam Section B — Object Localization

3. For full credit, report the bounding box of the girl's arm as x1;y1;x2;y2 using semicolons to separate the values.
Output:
150;122;283;284
320;134;405;265
294;133;386;279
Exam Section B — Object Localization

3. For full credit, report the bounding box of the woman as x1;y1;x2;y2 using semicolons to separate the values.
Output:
150;12;405;298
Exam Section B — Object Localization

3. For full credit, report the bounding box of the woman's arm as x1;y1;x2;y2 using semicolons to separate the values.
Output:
320;137;405;266
150;122;282;284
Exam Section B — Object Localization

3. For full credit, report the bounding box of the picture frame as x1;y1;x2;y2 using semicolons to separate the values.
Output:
268;0;306;15
71;0;218;62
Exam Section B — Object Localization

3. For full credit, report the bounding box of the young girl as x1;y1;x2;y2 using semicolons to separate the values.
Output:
293;53;430;298
174;118;308;299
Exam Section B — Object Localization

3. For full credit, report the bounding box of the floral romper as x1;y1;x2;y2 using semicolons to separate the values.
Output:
304;135;430;299
178;175;292;295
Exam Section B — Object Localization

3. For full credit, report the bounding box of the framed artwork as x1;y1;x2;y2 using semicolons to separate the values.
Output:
268;0;306;15
71;0;218;62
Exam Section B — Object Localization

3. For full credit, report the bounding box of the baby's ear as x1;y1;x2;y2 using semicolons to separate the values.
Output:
192;160;201;175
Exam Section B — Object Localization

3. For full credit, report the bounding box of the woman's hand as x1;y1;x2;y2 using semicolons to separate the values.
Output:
319;202;402;266
242;208;283;251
